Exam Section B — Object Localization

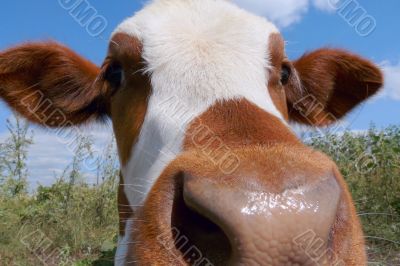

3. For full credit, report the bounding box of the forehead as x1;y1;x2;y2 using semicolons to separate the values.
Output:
111;0;281;66
110;0;284;117
113;0;279;43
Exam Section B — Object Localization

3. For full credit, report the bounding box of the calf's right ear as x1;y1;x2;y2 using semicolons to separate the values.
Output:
0;42;109;127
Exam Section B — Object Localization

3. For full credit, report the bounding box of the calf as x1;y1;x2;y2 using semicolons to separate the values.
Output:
0;0;383;265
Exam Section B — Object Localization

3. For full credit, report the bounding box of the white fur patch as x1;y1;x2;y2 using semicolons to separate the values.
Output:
115;218;134;266
113;0;283;209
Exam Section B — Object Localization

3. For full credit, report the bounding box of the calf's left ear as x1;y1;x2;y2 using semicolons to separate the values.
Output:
286;49;383;126
0;42;108;127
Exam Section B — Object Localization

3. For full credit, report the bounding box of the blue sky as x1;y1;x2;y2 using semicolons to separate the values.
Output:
0;0;399;187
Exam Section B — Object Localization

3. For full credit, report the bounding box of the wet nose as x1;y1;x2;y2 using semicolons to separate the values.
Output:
180;172;341;266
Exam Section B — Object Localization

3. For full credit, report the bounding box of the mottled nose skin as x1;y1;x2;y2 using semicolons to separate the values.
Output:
183;173;341;266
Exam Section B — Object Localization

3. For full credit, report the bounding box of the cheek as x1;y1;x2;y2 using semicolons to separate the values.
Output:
268;84;289;121
111;81;150;165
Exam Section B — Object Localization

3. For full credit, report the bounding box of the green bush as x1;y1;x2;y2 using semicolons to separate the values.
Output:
306;125;400;264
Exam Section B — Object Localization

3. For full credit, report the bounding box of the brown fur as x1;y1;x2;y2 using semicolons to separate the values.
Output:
184;99;300;150
287;48;383;126
108;33;151;165
267;33;290;120
0;42;107;126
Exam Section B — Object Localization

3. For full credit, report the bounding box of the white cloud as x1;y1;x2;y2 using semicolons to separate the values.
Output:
233;0;309;28
380;61;400;101
311;0;337;13
233;0;336;28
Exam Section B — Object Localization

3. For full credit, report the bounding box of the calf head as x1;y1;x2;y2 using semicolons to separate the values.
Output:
0;0;383;265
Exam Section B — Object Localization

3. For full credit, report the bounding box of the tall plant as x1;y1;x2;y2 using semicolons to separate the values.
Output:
0;115;33;196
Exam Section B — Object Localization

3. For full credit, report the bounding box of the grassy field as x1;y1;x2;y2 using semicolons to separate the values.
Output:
0;117;399;265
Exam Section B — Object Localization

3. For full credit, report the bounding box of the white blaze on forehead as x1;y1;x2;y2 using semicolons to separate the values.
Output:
112;0;283;208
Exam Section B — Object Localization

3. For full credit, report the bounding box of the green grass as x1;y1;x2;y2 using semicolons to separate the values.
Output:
0;118;399;265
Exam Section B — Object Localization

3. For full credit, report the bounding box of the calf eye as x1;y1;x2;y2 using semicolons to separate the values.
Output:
105;63;123;88
281;65;291;85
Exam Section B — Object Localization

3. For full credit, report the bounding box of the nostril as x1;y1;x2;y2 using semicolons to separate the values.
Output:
179;172;341;265
171;183;232;265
